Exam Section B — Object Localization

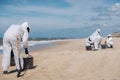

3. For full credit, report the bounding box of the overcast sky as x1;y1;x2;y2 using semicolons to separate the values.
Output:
0;0;120;38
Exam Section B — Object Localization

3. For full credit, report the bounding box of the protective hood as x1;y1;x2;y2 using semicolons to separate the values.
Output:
108;34;111;37
92;28;101;36
96;28;101;33
21;22;30;32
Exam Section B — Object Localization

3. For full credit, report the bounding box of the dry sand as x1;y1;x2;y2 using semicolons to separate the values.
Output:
0;38;120;80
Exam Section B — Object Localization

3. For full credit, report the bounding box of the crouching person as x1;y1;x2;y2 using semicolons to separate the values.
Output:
105;34;113;48
86;37;94;50
2;22;30;77
86;29;102;51
101;34;113;49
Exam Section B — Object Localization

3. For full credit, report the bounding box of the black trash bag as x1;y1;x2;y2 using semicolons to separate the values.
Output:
23;55;34;70
10;49;15;66
101;44;107;49
86;46;92;50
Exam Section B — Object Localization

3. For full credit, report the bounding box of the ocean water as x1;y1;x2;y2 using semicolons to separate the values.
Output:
0;39;65;54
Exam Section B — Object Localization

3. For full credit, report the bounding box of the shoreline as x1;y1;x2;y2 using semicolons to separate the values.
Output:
0;39;71;54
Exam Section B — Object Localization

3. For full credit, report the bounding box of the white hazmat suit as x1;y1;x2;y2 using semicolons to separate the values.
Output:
86;29;102;50
106;34;113;48
2;22;30;74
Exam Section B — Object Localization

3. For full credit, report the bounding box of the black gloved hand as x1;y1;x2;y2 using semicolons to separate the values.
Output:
25;48;29;54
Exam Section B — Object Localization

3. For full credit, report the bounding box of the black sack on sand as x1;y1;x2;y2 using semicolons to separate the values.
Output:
86;46;92;50
24;55;34;70
10;49;15;66
101;44;107;49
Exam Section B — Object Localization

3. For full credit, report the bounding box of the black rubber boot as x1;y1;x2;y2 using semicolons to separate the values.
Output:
17;70;21;77
3;71;8;74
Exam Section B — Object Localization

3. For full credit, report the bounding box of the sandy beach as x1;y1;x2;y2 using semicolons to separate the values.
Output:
0;38;120;80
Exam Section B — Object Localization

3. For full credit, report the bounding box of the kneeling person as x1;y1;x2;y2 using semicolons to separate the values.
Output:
105;34;113;48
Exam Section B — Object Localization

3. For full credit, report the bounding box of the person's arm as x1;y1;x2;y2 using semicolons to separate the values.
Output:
23;31;29;54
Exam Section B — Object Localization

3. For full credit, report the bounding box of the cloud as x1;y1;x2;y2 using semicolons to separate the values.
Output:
110;3;120;15
0;15;84;31
66;0;103;7
3;0;103;17
4;4;81;16
101;23;110;27
94;3;120;17
90;16;112;21
91;2;120;23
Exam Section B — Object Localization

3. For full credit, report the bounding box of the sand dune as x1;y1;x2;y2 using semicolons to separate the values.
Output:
0;38;120;80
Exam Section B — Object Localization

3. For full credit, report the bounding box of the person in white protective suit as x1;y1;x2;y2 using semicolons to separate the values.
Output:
2;22;30;77
86;29;102;50
105;34;113;48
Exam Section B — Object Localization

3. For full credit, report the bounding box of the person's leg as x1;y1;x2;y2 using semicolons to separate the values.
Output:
98;42;101;49
2;41;11;74
12;40;21;70
12;38;23;77
107;43;111;48
94;41;98;50
110;45;113;48
94;38;102;50
107;43;113;48
20;54;24;70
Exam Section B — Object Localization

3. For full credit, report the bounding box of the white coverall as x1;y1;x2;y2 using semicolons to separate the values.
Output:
86;37;94;46
2;22;30;71
106;34;113;47
86;29;102;50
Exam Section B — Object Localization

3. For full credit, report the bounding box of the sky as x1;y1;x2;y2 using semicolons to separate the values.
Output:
0;0;120;38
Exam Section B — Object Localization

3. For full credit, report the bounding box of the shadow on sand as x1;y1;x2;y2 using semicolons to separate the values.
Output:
8;65;38;78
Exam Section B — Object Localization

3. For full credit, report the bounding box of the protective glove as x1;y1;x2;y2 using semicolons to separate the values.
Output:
25;48;29;54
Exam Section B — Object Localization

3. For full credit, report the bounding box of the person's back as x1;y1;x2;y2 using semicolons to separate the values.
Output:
4;25;24;40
